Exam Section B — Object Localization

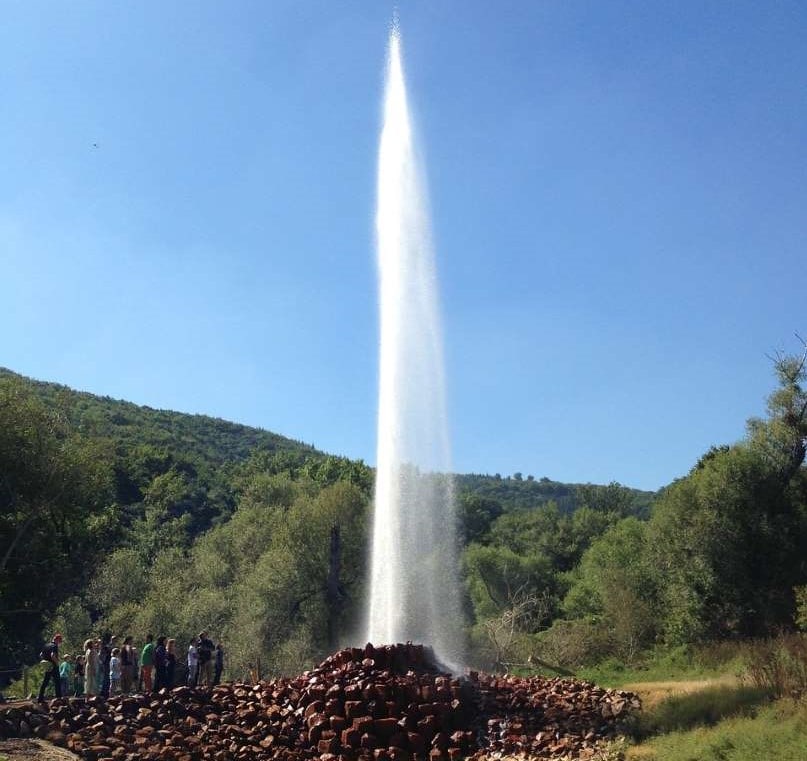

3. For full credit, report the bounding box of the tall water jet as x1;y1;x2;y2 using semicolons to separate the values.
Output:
367;25;464;668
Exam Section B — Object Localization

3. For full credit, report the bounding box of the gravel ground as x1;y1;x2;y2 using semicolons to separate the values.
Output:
0;738;79;761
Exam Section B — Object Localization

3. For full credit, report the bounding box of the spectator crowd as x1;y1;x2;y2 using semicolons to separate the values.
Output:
38;631;224;702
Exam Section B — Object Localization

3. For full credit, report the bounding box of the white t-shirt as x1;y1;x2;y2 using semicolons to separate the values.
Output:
187;644;198;667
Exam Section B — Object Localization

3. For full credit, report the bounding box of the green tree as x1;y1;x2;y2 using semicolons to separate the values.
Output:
564;517;657;661
457;494;503;543
0;378;114;666
747;341;807;484
463;543;554;621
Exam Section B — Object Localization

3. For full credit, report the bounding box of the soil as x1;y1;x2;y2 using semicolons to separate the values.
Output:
0;738;79;761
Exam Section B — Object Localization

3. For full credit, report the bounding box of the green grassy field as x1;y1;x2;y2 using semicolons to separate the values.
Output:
626;697;807;760
574;640;807;760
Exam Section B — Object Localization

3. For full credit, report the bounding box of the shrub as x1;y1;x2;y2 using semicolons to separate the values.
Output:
742;632;807;697
691;639;746;672
4;661;51;700
535;619;612;669
795;585;807;631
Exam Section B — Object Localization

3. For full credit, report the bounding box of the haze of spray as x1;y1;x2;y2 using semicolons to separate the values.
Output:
366;27;464;668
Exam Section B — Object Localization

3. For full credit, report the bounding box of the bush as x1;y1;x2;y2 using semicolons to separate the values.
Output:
795;585;807;631
535;619;612;669
691;640;747;672
4;661;51;700
742;632;807;697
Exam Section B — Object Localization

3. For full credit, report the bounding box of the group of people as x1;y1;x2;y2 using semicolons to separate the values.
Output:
38;631;224;702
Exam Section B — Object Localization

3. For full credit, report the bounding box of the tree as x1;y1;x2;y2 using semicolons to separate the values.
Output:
748;338;807;484
483;588;551;670
574;482;637;518
226;481;368;674
564;518;657;661
0;377;114;667
457;494;503;543
463;543;554;621
643;342;807;644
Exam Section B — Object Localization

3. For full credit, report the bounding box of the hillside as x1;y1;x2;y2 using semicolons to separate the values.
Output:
455;472;654;517
0;365;655;676
0;367;652;512
2;346;805;692
0;367;315;468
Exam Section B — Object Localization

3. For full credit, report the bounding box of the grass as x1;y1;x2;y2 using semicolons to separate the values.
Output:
625;698;807;761
560;639;807;760
613;637;807;760
576;646;744;689
630;684;772;737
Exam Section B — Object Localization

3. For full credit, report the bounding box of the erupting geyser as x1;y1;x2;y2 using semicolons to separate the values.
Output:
366;24;464;668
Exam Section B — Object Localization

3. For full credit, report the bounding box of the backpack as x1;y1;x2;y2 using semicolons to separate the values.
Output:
39;642;56;662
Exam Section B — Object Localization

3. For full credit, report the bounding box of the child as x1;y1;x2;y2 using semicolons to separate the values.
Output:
59;654;73;697
73;653;85;696
109;648;122;695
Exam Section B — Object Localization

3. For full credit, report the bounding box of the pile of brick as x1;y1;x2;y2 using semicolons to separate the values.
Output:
473;672;639;758
0;643;639;761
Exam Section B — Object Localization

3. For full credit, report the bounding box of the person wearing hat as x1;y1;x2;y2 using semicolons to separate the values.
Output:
38;632;63;701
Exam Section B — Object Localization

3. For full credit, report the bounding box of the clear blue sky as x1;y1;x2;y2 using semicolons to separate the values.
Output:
2;1;805;491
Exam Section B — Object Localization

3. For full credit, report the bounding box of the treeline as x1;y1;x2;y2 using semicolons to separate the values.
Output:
0;368;371;678
1;344;805;681
464;345;807;669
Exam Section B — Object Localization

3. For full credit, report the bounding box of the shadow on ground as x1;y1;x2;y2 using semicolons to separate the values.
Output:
631;683;772;738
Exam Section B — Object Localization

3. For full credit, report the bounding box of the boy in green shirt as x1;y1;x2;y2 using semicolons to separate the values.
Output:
59;654;73;697
140;634;155;692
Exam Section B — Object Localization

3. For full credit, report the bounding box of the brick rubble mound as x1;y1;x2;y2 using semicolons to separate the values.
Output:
0;643;640;761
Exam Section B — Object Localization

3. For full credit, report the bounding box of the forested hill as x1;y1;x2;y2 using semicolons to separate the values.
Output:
455;473;654;517
2;345;805;683
0;367;315;468
0;365;654;675
0;367;652;512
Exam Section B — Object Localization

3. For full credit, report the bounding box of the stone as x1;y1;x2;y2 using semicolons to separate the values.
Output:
0;643;640;761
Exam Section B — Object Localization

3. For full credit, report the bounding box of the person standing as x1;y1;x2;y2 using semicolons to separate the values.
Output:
186;639;198;687
73;653;85;696
197;631;214;687
213;641;224;686
99;634;113;697
58;654;73;697
165;639;176;688
109;648;122;695
153;636;167;692
37;633;63;701
120;636;134;693
94;639;103;692
132;644;140;691
140;634;154;692
83;639;98;696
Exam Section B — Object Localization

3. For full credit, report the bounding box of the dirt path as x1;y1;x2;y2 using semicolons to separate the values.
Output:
621;674;740;709
0;739;78;761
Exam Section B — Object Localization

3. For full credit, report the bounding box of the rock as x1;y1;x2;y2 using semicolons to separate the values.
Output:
0;643;639;761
